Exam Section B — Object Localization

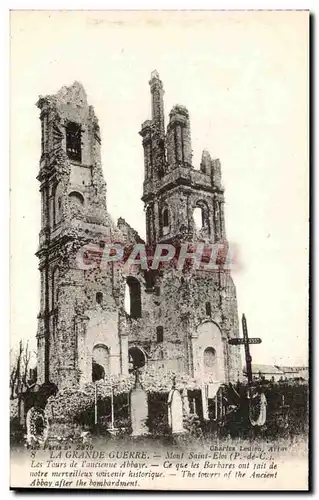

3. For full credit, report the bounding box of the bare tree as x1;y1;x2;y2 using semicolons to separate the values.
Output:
22;341;31;388
10;340;32;399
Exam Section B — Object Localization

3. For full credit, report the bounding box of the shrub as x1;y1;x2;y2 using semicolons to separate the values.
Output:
83;374;135;398
10;398;19;422
140;367;214;393
220;380;309;438
184;413;203;438
148;392;169;435
10;398;24;445
46;388;93;424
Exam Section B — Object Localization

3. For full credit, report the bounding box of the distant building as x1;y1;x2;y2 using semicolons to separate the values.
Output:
243;364;308;382
276;366;308;381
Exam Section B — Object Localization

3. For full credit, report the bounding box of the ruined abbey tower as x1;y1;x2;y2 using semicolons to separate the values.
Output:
36;73;242;391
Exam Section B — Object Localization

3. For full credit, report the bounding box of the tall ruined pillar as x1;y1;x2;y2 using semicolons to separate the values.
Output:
166;105;192;169
149;71;166;179
150;70;165;136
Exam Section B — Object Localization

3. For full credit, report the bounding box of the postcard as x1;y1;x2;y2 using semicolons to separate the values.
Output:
10;10;309;491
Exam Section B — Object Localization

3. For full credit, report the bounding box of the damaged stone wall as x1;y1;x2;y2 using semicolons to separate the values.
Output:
36;82;124;389
122;265;241;382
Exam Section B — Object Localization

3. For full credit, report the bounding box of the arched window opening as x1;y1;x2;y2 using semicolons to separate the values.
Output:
193;202;209;232
163;208;169;227
69;191;84;207
66;121;82;162
128;347;146;373
125;277;142;319
205;302;212;316
162;208;169;235
203;347;217;374
193;206;204;230
96;292;103;305
92;344;109;382
92;362;105;382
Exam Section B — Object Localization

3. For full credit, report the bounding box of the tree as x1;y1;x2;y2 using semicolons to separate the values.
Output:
10;340;32;399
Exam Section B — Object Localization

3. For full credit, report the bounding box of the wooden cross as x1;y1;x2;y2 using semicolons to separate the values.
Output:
172;375;177;389
280;395;290;411
228;314;262;385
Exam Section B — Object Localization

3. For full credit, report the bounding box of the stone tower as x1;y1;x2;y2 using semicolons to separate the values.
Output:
140;70;226;246
135;71;241;383
36;82;126;389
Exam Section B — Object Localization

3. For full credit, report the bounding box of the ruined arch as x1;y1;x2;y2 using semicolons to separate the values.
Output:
193;200;210;233
194;321;225;382
69;191;84;206
66;121;82;162
160;204;170;236
68;190;85;218
128;346;147;373
163;208;169;228
92;344;110;382
125;277;142;319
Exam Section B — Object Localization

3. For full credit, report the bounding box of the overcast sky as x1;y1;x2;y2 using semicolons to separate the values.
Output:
10;10;308;366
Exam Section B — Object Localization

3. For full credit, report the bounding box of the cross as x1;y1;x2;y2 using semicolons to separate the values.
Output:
228;314;262;386
280;395;290;411
172;375;177;389
278;394;290;428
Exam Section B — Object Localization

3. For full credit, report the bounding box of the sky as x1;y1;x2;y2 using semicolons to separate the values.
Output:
10;10;309;366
